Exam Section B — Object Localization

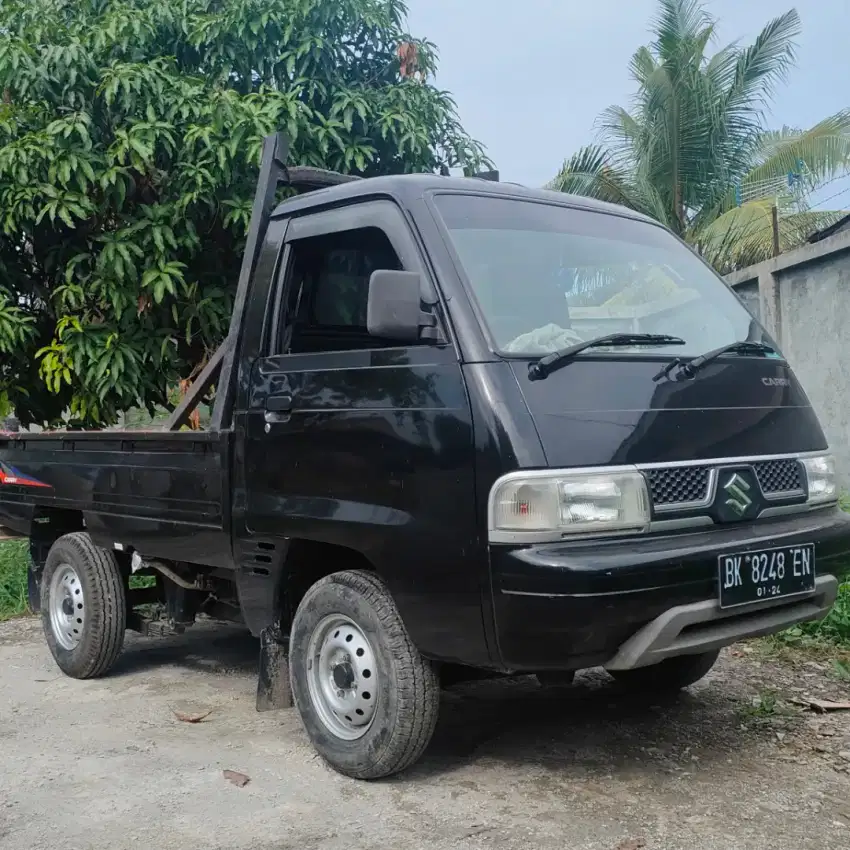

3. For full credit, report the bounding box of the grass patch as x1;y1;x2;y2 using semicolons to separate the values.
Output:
767;497;850;650
766;582;850;651
831;657;850;680
789;584;850;645
0;541;155;622
130;574;157;589
740;688;786;718
0;539;29;621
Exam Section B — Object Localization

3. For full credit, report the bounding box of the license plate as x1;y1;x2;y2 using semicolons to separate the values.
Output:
718;543;816;609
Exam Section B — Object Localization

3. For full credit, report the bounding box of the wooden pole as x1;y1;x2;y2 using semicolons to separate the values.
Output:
771;204;780;257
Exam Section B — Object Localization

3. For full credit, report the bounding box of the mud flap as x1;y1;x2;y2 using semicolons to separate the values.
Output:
256;626;293;711
27;567;42;613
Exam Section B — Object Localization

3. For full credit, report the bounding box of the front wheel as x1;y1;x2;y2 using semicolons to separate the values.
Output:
40;532;126;679
608;649;720;692
289;570;440;779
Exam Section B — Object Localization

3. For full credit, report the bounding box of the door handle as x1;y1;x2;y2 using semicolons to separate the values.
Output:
265;394;293;413
263;394;293;429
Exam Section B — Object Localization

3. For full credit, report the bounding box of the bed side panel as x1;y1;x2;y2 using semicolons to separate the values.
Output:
0;433;232;569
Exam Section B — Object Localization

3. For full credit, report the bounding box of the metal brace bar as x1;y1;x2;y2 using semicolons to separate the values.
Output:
163;339;230;432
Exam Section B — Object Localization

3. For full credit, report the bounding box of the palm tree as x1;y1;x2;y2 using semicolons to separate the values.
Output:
549;0;850;273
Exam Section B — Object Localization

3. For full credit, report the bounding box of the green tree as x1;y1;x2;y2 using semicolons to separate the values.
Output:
549;0;850;274
0;0;488;427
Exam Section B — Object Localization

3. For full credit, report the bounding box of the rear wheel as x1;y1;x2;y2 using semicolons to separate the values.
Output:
608;649;720;692
289;570;440;779
40;532;126;679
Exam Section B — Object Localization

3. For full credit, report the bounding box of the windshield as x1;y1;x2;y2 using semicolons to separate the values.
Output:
433;194;766;357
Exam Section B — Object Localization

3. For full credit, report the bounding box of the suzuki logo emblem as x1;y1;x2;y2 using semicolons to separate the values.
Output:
723;473;753;516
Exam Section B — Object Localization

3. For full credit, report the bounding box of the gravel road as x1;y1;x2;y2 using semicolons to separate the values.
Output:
1;616;849;850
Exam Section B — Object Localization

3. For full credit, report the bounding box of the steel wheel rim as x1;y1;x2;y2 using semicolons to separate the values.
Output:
48;564;85;651
306;614;379;741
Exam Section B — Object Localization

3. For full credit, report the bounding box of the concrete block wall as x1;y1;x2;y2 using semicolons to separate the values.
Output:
726;230;850;488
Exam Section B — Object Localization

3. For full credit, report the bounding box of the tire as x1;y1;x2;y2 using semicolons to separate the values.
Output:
609;649;720;692
40;532;126;679
289;570;440;780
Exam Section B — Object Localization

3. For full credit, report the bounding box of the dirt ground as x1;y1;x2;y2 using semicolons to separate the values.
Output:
1;617;849;850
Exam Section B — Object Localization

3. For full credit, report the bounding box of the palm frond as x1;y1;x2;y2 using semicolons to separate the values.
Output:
694;201;849;272
704;39;742;90
721;10;800;117
699;11;800;200
745;110;850;194
628;63;681;222
780;209;850;244
691;22;717;64
651;0;713;65
594;105;641;169
547;145;641;210
546;144;610;190
641;4;723;229
628;46;657;87
551;1;850;274
694;198;776;271
632;177;675;229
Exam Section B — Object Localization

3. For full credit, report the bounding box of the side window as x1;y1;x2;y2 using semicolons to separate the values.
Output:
279;226;404;354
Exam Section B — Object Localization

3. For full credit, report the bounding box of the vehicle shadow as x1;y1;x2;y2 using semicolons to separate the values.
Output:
412;670;769;781
108;628;769;782
110;621;259;678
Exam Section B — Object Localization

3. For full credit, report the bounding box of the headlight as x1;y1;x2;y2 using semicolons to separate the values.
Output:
802;454;838;505
488;468;651;542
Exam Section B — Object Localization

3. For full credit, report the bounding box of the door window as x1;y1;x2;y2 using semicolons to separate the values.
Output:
276;226;405;354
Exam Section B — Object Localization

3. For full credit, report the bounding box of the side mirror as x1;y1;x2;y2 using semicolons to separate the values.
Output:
366;270;424;342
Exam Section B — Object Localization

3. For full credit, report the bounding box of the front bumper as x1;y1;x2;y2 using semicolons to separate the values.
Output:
489;507;850;671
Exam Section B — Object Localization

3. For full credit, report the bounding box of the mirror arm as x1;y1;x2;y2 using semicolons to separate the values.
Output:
418;306;445;343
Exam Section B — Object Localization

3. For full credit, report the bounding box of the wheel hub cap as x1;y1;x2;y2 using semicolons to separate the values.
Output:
48;564;85;651
306;615;378;741
332;661;355;690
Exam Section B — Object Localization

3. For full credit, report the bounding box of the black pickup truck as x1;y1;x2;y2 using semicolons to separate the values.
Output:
2;133;849;779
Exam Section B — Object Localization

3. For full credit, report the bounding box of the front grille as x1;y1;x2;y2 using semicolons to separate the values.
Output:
645;466;711;507
645;457;805;512
753;458;803;494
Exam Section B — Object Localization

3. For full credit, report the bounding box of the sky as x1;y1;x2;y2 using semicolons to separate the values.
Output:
406;0;850;209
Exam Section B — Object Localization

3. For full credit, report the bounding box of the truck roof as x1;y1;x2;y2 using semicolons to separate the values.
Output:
272;172;656;225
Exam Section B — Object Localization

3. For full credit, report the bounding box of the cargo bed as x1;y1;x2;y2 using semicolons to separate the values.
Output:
0;430;232;569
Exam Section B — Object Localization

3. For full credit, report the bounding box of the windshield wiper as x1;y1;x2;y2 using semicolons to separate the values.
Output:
528;333;687;381
652;340;776;382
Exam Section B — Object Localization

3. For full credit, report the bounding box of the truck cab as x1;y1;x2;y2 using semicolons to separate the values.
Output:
2;134;849;780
